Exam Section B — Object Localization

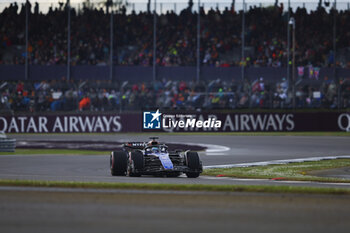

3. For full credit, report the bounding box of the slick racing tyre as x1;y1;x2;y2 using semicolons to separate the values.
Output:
110;151;127;176
127;150;144;177
185;151;201;178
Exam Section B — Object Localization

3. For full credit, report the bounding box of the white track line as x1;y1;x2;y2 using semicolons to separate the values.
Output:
203;155;350;169
170;141;231;155
201;175;350;185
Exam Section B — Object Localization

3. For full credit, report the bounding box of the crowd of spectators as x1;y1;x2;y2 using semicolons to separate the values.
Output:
0;1;349;67
1;78;349;113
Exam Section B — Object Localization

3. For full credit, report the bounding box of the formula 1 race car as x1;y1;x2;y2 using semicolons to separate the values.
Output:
110;137;202;178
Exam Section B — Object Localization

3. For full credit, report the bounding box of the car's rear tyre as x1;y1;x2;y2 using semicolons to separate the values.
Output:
185;151;201;178
110;151;127;176
127;151;144;177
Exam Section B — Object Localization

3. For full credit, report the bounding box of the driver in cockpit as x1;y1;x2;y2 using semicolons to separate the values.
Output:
151;147;160;153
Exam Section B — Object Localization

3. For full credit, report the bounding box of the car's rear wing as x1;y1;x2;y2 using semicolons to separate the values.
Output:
123;142;146;150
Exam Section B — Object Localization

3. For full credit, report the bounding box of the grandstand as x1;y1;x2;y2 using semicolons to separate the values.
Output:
0;0;349;112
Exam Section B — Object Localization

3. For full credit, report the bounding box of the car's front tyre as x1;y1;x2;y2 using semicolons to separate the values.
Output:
185;151;201;178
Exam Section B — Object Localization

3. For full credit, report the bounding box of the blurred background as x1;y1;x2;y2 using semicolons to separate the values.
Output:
0;0;349;113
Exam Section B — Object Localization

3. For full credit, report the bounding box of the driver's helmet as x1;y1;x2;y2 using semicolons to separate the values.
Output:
151;147;159;153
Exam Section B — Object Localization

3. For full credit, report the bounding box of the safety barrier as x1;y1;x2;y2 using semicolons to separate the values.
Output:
1;65;349;81
0;112;349;133
0;135;16;152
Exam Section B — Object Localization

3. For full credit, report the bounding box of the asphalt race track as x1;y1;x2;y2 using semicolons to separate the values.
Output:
1;187;350;233
1;134;350;188
2;134;350;233
10;133;350;162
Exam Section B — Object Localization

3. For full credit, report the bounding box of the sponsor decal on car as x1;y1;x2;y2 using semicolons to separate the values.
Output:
158;153;174;170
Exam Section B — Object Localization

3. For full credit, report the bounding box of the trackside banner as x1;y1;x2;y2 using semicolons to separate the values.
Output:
0;112;349;133
0;115;137;133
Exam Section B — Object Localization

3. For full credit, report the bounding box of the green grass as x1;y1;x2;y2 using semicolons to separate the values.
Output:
0;149;108;155
0;179;350;195
203;159;350;183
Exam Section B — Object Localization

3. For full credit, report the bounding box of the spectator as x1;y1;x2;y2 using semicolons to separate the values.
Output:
2;77;349;113
79;95;91;111
1;2;349;68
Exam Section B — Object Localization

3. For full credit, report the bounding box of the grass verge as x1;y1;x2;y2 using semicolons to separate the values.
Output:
0;149;108;155
203;159;350;183
0;179;349;195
